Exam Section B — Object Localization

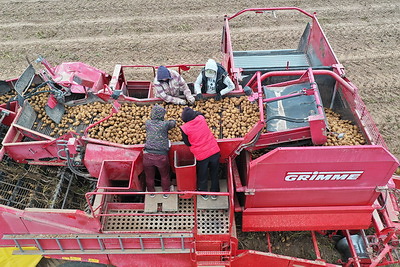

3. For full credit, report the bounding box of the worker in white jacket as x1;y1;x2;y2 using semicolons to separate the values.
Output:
194;59;235;101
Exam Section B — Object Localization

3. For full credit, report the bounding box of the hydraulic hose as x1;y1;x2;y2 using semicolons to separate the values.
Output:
266;115;307;124
56;139;95;180
66;150;96;181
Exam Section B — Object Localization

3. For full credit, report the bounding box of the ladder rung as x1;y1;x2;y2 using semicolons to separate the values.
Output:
12;248;191;255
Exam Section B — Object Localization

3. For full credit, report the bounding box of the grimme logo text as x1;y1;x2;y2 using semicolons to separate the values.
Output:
285;171;363;181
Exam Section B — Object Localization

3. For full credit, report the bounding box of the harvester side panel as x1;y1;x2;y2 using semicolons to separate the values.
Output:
240;145;398;231
0;205;101;242
245;145;398;208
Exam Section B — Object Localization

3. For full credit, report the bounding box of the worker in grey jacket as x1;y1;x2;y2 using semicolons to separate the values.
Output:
194;59;235;101
143;104;176;198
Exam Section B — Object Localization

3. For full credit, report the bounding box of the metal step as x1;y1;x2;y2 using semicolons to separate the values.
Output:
144;187;179;212
197;180;229;210
195;250;231;256
196;260;229;266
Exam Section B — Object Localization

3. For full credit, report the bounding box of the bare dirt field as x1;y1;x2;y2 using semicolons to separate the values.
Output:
0;0;399;159
0;0;399;264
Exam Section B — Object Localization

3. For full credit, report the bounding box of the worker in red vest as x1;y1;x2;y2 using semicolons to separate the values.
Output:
180;107;221;200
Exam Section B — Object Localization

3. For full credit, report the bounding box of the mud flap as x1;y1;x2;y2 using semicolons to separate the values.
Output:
14;64;35;96
45;101;65;124
0;80;11;96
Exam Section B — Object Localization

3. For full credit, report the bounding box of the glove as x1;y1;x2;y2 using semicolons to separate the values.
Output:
243;86;253;96
177;99;187;105
111;90;122;100
195;93;204;101
188;96;195;105
214;93;222;101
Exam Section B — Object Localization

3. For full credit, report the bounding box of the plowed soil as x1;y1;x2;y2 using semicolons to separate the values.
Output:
1;0;399;264
1;0;399;159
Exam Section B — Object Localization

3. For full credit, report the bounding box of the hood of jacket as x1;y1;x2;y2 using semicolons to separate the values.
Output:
157;66;171;81
150;104;166;120
205;59;218;77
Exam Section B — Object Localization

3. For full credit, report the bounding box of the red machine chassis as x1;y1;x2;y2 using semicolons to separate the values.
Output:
0;7;399;267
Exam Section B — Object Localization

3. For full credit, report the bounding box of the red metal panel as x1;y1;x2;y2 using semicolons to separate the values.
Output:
0;102;17;126
309;18;340;67
84;143;142;178
52;62;109;93
2;125;56;163
246;145;398;208
309;114;327;145
20;209;101;234
232;250;338;267
0;207;28;246
242;206;373;231
169;139;241;164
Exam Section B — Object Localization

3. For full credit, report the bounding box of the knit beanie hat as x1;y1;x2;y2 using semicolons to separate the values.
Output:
181;107;197;122
157;66;171;81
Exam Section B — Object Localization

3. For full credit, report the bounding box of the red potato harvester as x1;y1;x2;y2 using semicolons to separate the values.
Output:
0;7;399;267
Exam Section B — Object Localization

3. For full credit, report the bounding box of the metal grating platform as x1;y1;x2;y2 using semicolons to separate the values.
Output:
104;198;195;232
104;196;230;235
197;209;230;235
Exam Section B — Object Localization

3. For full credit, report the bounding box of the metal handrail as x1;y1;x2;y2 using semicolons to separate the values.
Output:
227;7;314;21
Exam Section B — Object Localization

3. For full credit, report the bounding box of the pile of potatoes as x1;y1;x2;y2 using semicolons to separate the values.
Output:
51;102;114;137
251;108;367;159
0;92;16;104
28;94;260;145
324;108;366;146
28;92;365;147
192;96;260;139
87;95;260;144
29;86;53;130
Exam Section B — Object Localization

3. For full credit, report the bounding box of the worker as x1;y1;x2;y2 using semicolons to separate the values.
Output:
143;104;176;199
180;107;220;200
153;66;195;105
194;59;235;101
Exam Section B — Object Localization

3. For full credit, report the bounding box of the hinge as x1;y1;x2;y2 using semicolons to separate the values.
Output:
245;189;255;195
